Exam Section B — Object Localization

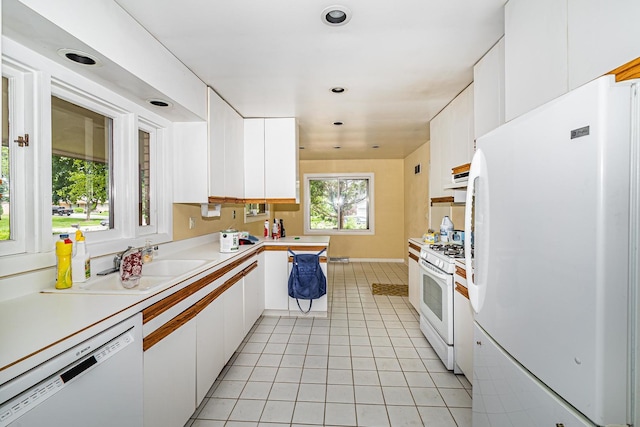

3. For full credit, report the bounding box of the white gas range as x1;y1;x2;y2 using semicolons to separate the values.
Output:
418;243;466;372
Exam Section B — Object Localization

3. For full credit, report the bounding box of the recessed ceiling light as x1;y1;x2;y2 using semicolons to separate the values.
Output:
147;99;172;108
331;87;346;93
58;48;101;66
333;121;343;126
322;6;352;26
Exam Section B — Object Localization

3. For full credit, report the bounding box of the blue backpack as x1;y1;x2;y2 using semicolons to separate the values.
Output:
288;248;327;313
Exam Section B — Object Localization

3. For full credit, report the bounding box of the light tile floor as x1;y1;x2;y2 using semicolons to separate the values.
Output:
185;262;472;427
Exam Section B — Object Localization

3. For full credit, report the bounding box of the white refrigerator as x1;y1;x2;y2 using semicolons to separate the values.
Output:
464;75;638;426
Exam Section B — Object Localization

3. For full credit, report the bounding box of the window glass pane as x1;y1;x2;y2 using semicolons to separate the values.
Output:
309;178;339;230
138;129;151;227
308;177;370;231
340;178;369;230
1;77;11;241
51;96;112;235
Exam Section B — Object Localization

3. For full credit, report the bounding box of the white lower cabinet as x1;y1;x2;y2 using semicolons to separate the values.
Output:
143;252;265;427
244;257;265;329
264;250;289;311
223;277;245;363
196;296;225;404
453;262;473;382
144;318;197;427
407;241;421;312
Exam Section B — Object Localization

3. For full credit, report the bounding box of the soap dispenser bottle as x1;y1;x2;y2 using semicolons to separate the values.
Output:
142;239;154;263
72;230;91;282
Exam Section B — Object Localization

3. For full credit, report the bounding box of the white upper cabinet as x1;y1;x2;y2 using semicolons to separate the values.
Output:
244;119;266;200
504;0;639;121
173;121;208;203
244;117;299;203
474;38;505;139
208;88;244;201
504;0;568;122
265;118;299;203
567;0;640;90
429;84;474;199
173;89;245;203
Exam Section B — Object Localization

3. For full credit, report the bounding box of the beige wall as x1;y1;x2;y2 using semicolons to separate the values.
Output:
272;159;405;260
403;142;430;253
172;203;267;241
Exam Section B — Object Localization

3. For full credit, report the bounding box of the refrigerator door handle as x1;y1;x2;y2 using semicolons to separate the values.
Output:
465;149;487;313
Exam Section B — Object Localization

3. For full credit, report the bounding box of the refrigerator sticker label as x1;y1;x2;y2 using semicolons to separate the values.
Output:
570;126;590;139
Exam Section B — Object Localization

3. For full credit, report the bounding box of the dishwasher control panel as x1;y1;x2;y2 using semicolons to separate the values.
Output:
0;330;135;427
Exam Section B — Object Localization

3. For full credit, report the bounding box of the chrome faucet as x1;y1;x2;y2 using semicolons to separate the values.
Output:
97;246;134;275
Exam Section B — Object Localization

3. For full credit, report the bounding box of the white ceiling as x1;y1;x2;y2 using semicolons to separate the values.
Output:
114;0;505;160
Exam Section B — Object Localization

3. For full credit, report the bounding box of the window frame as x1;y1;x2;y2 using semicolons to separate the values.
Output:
0;39;173;276
304;172;375;236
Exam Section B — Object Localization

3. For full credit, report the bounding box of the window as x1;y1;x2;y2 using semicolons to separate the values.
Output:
138;129;151;227
1;77;11;242
304;173;374;235
0;41;173;274
51;96;112;235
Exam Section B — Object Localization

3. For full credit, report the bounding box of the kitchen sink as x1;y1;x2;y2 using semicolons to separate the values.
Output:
142;259;209;277
43;259;211;295
44;274;172;295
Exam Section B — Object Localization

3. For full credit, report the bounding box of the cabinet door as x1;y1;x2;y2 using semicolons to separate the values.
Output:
408;254;420;312
568;0;640;90
144;318;196;427
244;119;266;200
504;0;568;121
429;112;447;199
196;296;225;404
264;250;290;310
448;84;474;171
264;118;298;201
225;106;245;198
454;289;473;382
474;38;505;139
244;263;261;330
172;122;208;203
223;278;245;362
208;88;227;197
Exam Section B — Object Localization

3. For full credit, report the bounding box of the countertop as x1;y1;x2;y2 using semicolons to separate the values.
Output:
0;235;329;385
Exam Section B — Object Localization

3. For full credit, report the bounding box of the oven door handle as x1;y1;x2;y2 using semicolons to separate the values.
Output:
420;261;451;282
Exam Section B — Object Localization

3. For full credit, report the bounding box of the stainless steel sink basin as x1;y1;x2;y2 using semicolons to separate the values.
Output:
142;259;208;277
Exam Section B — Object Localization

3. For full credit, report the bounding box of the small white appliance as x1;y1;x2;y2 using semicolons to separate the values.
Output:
418;243;465;373
219;230;240;253
465;75;638;426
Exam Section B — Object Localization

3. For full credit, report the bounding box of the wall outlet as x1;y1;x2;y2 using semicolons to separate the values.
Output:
189;217;196;229
233;210;236;219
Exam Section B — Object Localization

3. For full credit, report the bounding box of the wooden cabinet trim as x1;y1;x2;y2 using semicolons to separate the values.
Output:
265;198;297;204
608;56;640;82
408;252;420;262
144;261;257;352
455;282;469;300
143;305;197;351
408;242;421;252
264;245;327;252
430;196;455;206
455;265;467;279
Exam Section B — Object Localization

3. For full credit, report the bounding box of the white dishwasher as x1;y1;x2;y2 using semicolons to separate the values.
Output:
0;313;143;427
